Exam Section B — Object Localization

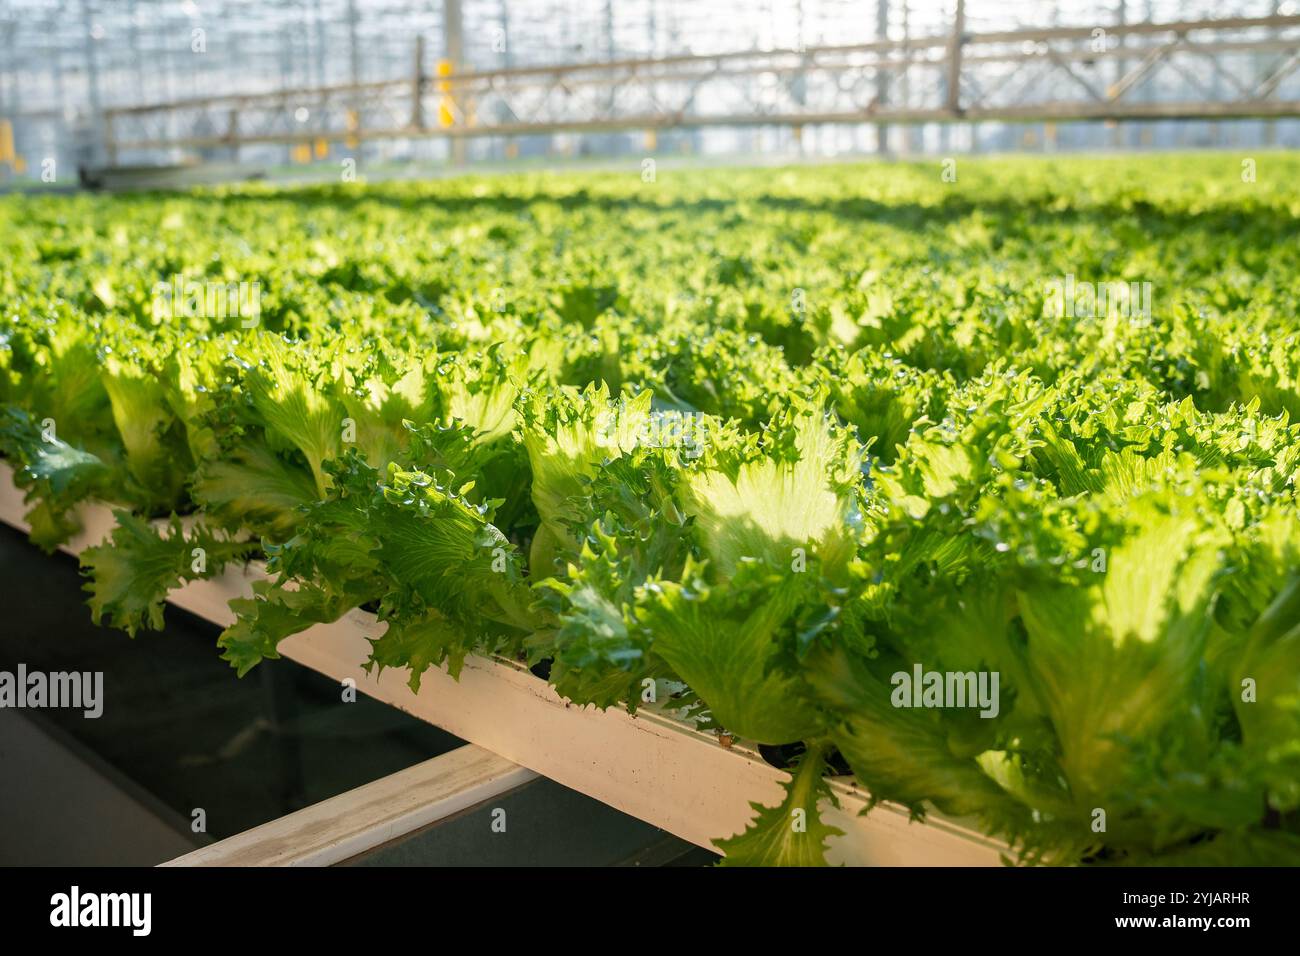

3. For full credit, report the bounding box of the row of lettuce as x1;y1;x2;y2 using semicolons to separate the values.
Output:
1;157;1298;864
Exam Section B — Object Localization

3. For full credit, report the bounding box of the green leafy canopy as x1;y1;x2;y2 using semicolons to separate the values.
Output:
3;155;1300;865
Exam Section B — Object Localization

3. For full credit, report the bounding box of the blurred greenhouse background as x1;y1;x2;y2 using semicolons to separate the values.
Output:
0;0;1298;186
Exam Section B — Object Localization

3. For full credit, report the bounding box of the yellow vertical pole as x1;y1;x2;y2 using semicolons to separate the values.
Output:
0;120;15;167
436;59;456;128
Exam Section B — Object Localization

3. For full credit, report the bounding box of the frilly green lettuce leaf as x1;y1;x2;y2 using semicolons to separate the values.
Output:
0;404;115;550
238;332;346;497
81;510;256;637
638;559;825;744
192;435;319;540
679;403;862;578
714;744;844;867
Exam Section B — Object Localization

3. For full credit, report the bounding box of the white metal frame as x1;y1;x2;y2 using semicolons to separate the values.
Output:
0;462;1005;865
99;11;1300;159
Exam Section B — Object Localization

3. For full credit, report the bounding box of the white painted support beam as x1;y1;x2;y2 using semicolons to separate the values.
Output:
161;744;536;867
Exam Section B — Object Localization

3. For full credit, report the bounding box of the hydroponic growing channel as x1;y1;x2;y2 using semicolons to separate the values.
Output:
1;155;1298;865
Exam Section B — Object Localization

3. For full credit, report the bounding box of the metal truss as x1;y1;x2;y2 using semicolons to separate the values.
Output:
103;9;1300;160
